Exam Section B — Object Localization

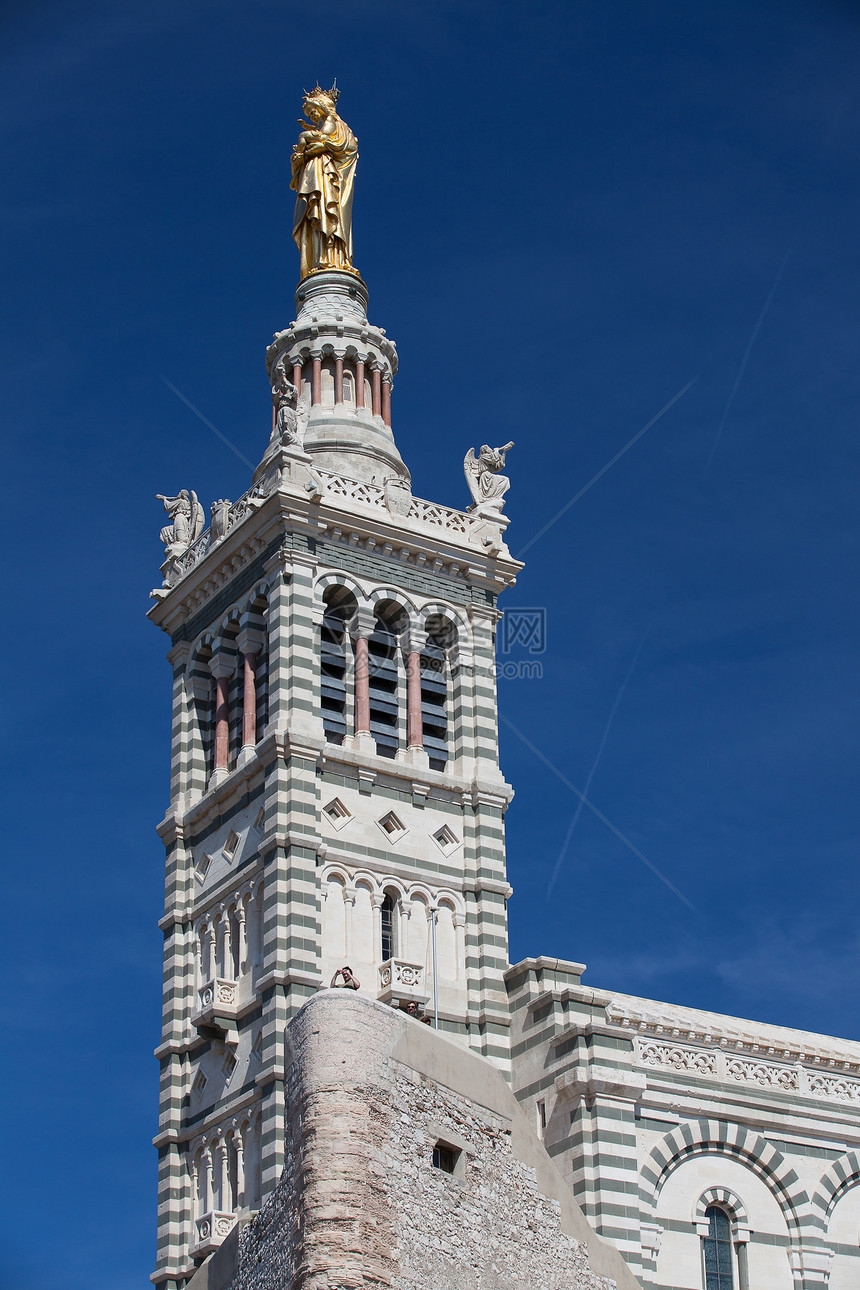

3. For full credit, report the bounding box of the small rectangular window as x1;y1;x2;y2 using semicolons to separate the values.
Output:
432;1142;459;1174
537;1098;547;1134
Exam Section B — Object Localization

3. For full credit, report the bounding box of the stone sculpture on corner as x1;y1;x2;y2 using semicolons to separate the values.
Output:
463;442;515;513
155;489;206;592
156;489;205;558
209;498;232;544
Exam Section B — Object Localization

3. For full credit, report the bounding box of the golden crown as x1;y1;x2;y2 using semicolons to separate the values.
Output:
303;79;339;105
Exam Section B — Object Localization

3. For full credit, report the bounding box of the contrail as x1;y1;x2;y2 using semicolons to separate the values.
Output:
703;247;792;475
160;376;255;469
546;631;649;898
500;712;696;912
517;377;698;558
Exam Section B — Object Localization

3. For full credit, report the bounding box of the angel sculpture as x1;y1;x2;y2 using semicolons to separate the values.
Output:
156;489;205;557
463;442;515;511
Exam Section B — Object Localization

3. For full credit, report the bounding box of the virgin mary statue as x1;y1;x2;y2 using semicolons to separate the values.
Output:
290;83;359;280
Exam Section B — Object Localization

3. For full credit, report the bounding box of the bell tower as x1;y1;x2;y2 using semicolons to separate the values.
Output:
148;87;521;1290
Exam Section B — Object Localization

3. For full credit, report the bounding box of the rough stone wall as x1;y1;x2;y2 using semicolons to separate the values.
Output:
206;990;637;1290
386;1064;609;1290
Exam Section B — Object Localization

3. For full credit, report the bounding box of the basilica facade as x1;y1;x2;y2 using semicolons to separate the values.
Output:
147;91;860;1290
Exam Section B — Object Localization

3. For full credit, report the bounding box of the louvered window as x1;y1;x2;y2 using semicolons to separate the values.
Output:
368;618;399;758
702;1207;733;1290
421;638;448;770
321;605;348;744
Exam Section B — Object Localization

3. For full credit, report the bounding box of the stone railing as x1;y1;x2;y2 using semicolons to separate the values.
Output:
637;1036;860;1103
317;472;386;507
378;958;427;1005
170;484;267;582
162;469;482;589
316;470;475;536
192;1210;237;1256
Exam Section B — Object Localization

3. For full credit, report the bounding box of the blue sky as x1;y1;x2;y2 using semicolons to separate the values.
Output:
2;1;859;1286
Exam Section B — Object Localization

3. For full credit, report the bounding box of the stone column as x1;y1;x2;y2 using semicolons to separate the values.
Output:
292;360;302;393
209;654;233;786
382;376;392;426
222;907;234;979
311;355;322;405
371;365;382;417
218;1139;231;1210
354;636;370;733
235;1129;246;1208
406;650;422;748
355;358;366;408
204;923;215;981
193;933;202;995
235;903;247;975
190;1158;200;1219
348;609;376;753
334;356;344;404
237;627;264;766
204;1149;215;1214
399;629;428;767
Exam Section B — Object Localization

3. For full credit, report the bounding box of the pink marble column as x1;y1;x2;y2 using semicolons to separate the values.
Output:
371;366;381;417
292;360;302;393
312;356;322;405
334;357;344;404
406;651;423;749
353;635;371;735
382;377;392;427
355;358;366;408
242;652;257;749
213;672;229;772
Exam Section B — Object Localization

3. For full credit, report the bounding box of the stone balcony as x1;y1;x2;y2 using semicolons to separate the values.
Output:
192;977;239;1036
378;959;428;1007
191;1210;236;1257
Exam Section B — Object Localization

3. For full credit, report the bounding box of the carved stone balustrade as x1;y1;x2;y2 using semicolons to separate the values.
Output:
377;959;428;1007
191;1211;237;1257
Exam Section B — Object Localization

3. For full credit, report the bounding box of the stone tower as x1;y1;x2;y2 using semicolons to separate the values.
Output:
148;246;521;1281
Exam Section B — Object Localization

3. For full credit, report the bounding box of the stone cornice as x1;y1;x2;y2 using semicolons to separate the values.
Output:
152;1083;260;1148
608;992;860;1070
148;469;522;636
320;742;514;807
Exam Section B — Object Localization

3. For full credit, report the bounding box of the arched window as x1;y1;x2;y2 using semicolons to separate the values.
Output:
702;1207;734;1290
421;616;456;771
368;601;407;759
320;588;356;744
342;370;354;403
380;892;396;961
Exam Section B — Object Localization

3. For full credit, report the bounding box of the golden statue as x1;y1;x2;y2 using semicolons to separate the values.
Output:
291;82;359;280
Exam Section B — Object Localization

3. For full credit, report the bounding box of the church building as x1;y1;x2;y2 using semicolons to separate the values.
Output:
147;87;860;1290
